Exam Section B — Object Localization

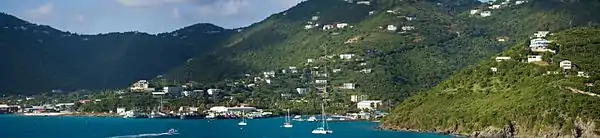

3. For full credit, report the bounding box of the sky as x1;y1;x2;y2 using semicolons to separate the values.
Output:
0;0;304;34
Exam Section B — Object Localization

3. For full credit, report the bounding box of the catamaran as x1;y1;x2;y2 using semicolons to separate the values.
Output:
311;103;333;134
283;109;293;128
238;111;247;126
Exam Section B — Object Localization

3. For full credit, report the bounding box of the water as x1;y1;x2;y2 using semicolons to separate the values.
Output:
0;115;452;138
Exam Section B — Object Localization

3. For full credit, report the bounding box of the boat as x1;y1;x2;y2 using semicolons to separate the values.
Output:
238;111;247;126
339;118;346;121
293;115;301;119
311;103;333;134
167;129;179;135
307;116;317;122
283;109;293;128
326;118;334;121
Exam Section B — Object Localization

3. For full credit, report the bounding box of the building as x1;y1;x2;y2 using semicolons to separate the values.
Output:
405;16;416;21
341;83;356;90
332;69;342;73
296;88;308;95
534;31;550;38
339;54;355;60
207;89;222;95
360;68;372;73
209;106;257;113
163;87;183;94
0;104;19;114
336;23;349;29
304;25;314;30
470;9;480;15
489;5;501;9
289;66;298;73
369;11;375;15
491;67;498;72
387;25;397;31
495;56;511;62
357;100;382;111
263;71;276;78
530;38;551;48
130;80;153;92
311;16;319;21
527;55;543;63
315;80;328;84
560;60;572;70
516;1;526;5
116;108;127;114
182;91;198;97
480;11;492;17
351;95;368;102
322;25;334;30
356;1;370;5
578;72;591;78
401;26;415;31
307;58;315;63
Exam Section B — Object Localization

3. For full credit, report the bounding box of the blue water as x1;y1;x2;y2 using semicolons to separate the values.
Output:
0;115;452;138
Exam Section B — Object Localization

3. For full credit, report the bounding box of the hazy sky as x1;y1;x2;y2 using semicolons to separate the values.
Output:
0;0;304;34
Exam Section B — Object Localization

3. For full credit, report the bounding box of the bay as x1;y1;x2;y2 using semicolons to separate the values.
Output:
0;115;452;138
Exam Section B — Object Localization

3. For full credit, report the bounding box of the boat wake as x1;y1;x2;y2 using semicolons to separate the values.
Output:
107;132;178;138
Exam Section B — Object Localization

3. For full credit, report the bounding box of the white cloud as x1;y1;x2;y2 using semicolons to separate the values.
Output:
27;3;54;17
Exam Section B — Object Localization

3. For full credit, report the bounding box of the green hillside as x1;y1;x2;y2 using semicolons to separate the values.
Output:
382;27;600;137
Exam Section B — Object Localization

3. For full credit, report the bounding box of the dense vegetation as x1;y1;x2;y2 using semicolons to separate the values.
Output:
0;13;235;94
382;27;600;137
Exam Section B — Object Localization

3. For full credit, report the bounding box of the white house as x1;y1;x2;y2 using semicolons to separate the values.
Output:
360;68;372;73
369;11;375;15
296;88;308;95
516;1;526;5
495;56;512;62
209;106;257;113
116;108;127;114
527;55;543;63
339;54;356;60
263;71;276;78
130;80;151;91
182;91;198;97
578;72;591;78
311;16;319;21
356;1;370;5
357;100;382;111
341;83;356;90
304;25;314;30
332;69;342;73
351;95;368;102
387;25;397;31
265;79;272;84
289;66;298;73
534;31;550;38
560;60;572;70
207;89;222;95
307;58;314;63
322;25;334;30
401;26;415;31
530;38;551;48
470;9;481;15
480;11;492;17
406;17;416;21
491;67;498;72
336;23;349;29
315;80;328;84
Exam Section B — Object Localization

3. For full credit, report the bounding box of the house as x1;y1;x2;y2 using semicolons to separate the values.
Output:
315;80;328;84
491;67;498;72
360;68;372;73
333;69;342;73
387;25;397;31
336;23;349;29
341;83;356;90
263;71;276;78
116;108;127;114
163;87;183;94
25;97;35;100
530;38;551;49
360;62;368;66
296;88;308;95
281;93;292;98
246;84;256;88
489;5;501;9
265;79;272;84
351;95;368;102
516;1;526;5
307;59;314;63
560;60;572;70
356;1;370;5
401;26;415;31
369;11;375;15
357;100;382;111
209;106;257;113
339;54;356;60
495;56;512;62
304;25;314;30
578;72;591;78
322;25;334;30
405;16;416;21
207;89;222;95
130;80;154;92
480;11;492;17
534;31;550;38
527;55;543;63
182;91;198;97
289;66;298;73
152;92;167;97
311;16;319;21
470;9;480;15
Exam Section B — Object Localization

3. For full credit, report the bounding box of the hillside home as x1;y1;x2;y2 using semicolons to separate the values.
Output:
491;67;498;72
387;25;397;31
265;79;272;84
322;25;334;30
356;1;370;5
527;55;543;63
360;68;372;73
315;80;328;84
246;84;256;88
311;16;319;21
253;77;262;82
307;59;314;63
289;66;298;73
501;1;509;5
130;80;152;91
116;108;127;114
341;83;356;90
207;89;222;95
263;71;276;78
495;56;512;62
401;26;415;31
470;9;480;15
516;1;526;5
357;100;382;111
182;91;198;97
560;60;572;70
304;25;314;30
336;23;349;29
578;72;591;78
339;54;356;60
489;5;501;9
534;31;550;38
296;88;308;95
351;95;368;102
369;11;375;15
530;38;551;48
333;69;342;73
480;11;492;17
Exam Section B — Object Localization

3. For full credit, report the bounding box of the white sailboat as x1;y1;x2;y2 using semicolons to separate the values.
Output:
311;103;333;134
283;109;293;128
238;111;247;126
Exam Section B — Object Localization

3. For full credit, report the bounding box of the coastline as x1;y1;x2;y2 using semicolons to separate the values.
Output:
377;123;468;138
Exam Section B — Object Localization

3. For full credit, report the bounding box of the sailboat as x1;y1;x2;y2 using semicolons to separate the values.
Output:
238;111;247;126
311;103;333;134
283;109;293;128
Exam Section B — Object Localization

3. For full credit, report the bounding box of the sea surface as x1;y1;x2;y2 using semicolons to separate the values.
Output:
0;115;452;138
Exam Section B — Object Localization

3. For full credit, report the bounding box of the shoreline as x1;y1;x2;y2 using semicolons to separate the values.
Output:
376;124;468;138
